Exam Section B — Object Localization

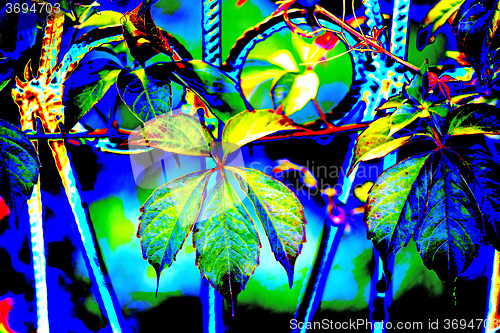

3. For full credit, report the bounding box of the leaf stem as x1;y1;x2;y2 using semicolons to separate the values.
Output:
430;126;443;149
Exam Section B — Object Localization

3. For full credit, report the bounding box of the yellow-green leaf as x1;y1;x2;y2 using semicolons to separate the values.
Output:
389;104;422;138
128;113;215;156
230;167;306;287
351;117;390;171
420;0;466;44
447;104;500;136
76;11;124;29
221;110;299;156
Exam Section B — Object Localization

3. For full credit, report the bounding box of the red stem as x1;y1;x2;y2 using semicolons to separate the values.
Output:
255;122;369;142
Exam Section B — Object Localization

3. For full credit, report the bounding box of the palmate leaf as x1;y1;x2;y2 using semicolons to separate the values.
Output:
0;120;39;216
63;58;122;133
366;153;433;261
127;113;215;156
230;167;306;287
117;68;172;122
221;110;298;156
446;103;500;136
414;151;484;283
193;172;261;311
147;61;251;124
138;170;212;291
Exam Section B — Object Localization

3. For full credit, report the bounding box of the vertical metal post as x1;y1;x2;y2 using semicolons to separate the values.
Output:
28;177;49;333
201;1;224;332
369;1;410;332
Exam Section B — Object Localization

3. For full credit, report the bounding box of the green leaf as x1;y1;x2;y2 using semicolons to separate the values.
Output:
230;167;306;287
446;104;500;136
376;93;407;110
240;58;286;109
0;120;39;215
428;105;450;117
420;0;466;44
137;170;213;290
405;61;428;105
148;61;250;123
193;172;260;310
389;104;423;138
117;68;172;122
127;113;215;157
354;117;391;162
414;151;483;283
271;71;320;115
221;110;298;156
366;153;432;260
63;59;121;133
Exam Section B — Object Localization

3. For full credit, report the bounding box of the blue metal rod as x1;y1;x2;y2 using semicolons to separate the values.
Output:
201;0;224;331
293;223;346;333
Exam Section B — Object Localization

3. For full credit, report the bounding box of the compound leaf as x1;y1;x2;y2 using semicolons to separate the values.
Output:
453;145;500;250
230;167;306;287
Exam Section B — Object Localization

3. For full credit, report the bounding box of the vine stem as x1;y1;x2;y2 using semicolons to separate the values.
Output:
48;139;124;333
315;7;419;73
23;121;371;142
27;172;49;333
255;122;369;141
